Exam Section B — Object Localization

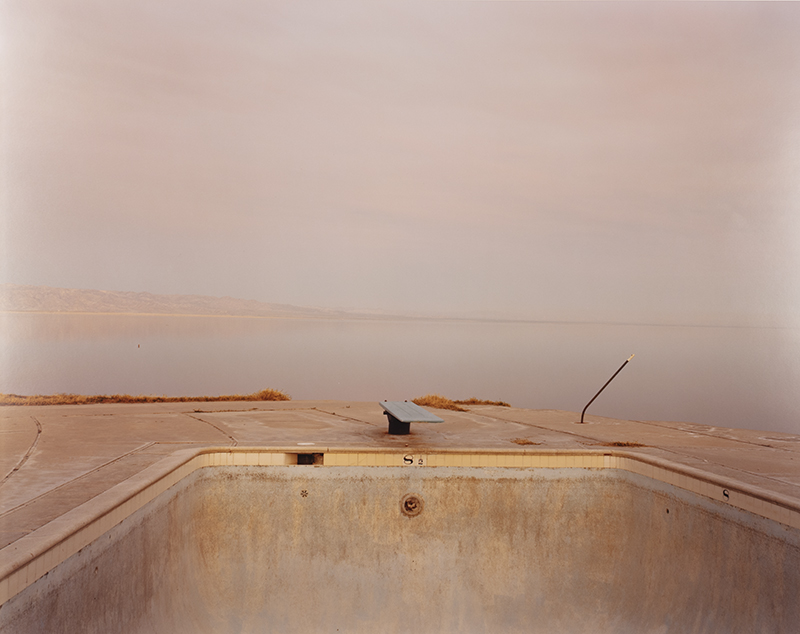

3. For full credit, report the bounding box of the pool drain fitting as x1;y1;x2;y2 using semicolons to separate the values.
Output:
401;494;424;517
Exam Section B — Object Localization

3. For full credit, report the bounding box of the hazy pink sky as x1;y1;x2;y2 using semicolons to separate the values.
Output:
2;1;799;325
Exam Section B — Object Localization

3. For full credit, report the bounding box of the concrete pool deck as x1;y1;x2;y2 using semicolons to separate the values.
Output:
1;400;800;618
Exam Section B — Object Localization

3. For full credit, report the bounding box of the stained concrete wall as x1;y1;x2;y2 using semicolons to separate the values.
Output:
2;466;799;633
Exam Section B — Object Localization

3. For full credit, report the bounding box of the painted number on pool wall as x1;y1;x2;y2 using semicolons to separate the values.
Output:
403;454;427;466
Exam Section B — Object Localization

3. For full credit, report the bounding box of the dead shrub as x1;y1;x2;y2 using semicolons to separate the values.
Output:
454;398;510;407
412;394;468;412
0;388;291;406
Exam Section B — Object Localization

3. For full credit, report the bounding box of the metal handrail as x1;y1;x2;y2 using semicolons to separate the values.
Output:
580;354;634;423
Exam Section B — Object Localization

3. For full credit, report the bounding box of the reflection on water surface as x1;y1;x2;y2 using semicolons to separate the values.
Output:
1;313;798;434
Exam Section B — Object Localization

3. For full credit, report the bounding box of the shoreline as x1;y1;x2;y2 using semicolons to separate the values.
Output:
1;310;794;329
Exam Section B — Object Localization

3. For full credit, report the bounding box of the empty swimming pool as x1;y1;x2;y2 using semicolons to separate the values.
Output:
1;451;799;633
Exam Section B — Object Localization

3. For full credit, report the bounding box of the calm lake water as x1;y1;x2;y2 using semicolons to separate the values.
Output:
1;313;798;435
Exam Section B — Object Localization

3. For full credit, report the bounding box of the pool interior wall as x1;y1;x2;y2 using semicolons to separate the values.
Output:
2;464;799;634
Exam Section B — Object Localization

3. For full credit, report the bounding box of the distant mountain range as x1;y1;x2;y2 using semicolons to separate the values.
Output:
0;284;391;320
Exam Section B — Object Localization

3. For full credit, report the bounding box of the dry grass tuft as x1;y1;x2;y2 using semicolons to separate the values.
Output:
0;388;291;406
411;394;468;412
454;397;510;407
412;394;511;411
602;441;646;448
510;438;541;445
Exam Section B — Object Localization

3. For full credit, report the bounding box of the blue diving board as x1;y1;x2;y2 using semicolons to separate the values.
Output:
379;400;444;435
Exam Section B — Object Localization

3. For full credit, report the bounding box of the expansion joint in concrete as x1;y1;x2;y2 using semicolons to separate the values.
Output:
181;413;238;446
0;417;42;489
